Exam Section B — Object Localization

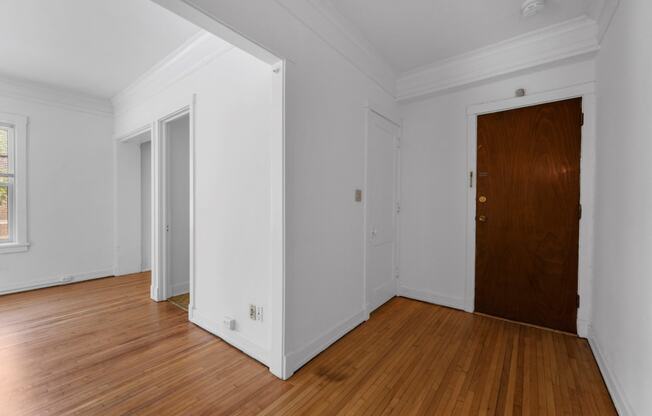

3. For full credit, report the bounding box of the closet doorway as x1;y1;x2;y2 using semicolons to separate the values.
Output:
159;112;191;311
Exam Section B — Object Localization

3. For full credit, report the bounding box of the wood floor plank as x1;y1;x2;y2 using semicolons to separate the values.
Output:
0;273;616;415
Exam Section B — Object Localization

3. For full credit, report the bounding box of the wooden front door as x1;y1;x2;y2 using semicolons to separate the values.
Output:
475;98;582;333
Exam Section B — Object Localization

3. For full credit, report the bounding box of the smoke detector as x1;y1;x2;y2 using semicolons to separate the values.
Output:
521;0;545;17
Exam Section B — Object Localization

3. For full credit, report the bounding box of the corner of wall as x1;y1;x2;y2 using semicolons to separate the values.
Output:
284;309;367;376
190;308;272;366
588;326;635;416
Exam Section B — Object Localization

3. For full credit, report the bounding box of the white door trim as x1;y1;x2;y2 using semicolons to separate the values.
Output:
117;124;153;144
269;60;286;379
465;82;596;337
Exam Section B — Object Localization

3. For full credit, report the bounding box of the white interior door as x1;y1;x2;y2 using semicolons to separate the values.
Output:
165;115;190;298
365;110;400;313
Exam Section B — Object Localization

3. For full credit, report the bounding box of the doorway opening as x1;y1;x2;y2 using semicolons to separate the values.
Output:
161;113;191;312
140;140;152;274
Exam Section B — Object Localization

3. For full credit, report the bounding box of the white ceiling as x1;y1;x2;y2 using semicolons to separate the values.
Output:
327;0;595;73
0;0;201;98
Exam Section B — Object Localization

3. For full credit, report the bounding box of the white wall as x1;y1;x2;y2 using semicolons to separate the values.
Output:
114;38;275;364
166;115;189;297
591;1;652;414
140;140;151;271
398;58;596;319
156;0;401;377
0;95;114;293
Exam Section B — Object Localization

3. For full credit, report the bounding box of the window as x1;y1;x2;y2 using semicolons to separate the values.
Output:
0;127;12;241
0;113;28;253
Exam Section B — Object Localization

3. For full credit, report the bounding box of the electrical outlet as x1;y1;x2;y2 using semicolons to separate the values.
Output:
249;304;264;321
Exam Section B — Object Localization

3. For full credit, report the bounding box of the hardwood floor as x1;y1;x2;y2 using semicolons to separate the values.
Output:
168;293;190;311
0;273;615;415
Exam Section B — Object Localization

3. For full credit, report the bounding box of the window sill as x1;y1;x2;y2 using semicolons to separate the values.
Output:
0;242;30;254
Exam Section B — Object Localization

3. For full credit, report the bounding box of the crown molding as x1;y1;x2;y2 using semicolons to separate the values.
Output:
156;0;396;96
112;31;234;114
396;16;600;102
0;74;113;117
273;0;396;96
152;0;280;66
589;0;620;42
305;0;397;90
307;0;384;66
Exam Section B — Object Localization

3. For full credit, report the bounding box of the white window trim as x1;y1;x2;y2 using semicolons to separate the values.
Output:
0;112;29;254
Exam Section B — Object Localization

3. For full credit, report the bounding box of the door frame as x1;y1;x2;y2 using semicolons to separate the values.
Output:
148;99;195;315
465;82;596;337
363;107;402;317
155;106;193;304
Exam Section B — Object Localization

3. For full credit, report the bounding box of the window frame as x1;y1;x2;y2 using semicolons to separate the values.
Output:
0;112;28;254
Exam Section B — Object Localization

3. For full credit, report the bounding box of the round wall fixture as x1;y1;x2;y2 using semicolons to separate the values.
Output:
521;0;546;17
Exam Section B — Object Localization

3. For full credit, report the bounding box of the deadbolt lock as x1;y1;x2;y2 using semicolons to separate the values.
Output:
478;196;487;203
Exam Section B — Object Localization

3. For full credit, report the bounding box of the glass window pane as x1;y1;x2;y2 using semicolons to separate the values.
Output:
0;129;7;175
0;184;8;241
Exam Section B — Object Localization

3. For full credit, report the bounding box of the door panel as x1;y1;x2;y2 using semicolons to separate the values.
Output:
475;98;581;333
365;111;399;313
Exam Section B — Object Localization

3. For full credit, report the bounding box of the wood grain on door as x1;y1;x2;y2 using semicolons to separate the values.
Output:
475;98;582;333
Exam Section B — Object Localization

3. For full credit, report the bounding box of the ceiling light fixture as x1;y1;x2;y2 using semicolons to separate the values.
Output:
521;0;546;17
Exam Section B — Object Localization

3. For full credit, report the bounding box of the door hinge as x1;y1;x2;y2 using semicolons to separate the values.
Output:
578;203;582;220
576;294;580;308
396;201;401;214
580;113;585;126
469;171;474;188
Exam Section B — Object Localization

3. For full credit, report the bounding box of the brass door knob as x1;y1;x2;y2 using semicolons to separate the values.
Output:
477;215;487;222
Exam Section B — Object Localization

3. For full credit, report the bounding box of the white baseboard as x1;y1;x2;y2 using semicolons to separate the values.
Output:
366;279;398;314
189;307;270;367
170;281;189;297
150;285;162;302
398;285;465;310
0;268;114;296
577;318;590;338
284;309;367;377
113;264;142;278
588;326;635;416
